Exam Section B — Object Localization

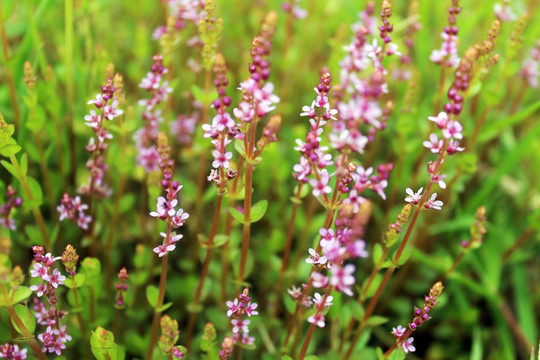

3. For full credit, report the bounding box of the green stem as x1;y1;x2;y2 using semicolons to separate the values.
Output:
0;1;21;129
146;217;173;360
9;155;51;252
185;194;223;348
65;0;77;188
237;119;259;287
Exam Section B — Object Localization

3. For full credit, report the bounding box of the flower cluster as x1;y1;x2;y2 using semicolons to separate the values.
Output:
115;267;129;308
494;0;517;22
0;185;22;230
37;325;72;356
80;79;122;198
171;113;198;146
430;0;460;68
222;288;258;357
56;193;92;230
0;343;27;359
233;12;280;128
158;315;186;359
29;246;71;355
333;2;397;153
294;72;336;188
281;0;307;19
135;55;172;173
150;133;189;257
204;53;238;192
520;41;540;88
153;0;205;41
390;282;444;355
462;206;487;249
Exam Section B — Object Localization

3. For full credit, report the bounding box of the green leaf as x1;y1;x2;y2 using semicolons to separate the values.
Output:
156;302;173;312
91;327;119;360
11;304;36;335
394;244;412;266
11;286;33;305
305;356;320;360
0;144;21;157
366;315;388;326
281;356;293;360
212;235;229;248
234;139;247;159
250;200;268;223
64;273;86;289
146;285;159;308
1;160;18;179
228;207;246;224
20;153;28;177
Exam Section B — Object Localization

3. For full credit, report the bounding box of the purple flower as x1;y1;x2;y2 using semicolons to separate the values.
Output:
392;325;406;337
423;133;443;154
171;209;189;227
245;302;259;317
153;244;175;257
330;263;356;296
443;120;463;139
309;169;332;197
401;337;416;353
226;299;239;317
212;150;233;169
306;248;328;266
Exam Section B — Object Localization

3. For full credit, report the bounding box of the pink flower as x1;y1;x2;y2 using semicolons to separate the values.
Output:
443;120;463;139
231;319;250;334
311;272;329;288
447;139;465;154
306;248;327;265
392;325;406;337
153;244;175;257
330;264;356;296
287;285;302;299
245;302;259;317
428;112;448;129
423;133;443;153
309;169;332;197
293;156;311;182
233;102;255;122
405;187;423;204
312;292;333;308
212;150;233;168
30;283;47;297
30;263;48;279
150;196;178;219
212;113;235;132
87;94;104;108
171;209;189;227
44;268;66;288
226;299;239;317
401;337;416;353
424;193;444;210
307;313;326;328
84;110;101;129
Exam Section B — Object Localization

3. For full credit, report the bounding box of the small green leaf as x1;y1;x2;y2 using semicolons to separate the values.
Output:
11;304;36;335
234;139;247;159
1;160;18;179
212;235;229;248
281;356;293;360
0;144;21;157
20;153;28;176
250;200;268;223
65;273;86;289
372;243;383;265
146;285;159;308
11;286;33;305
305;356;320;360
91;327;119;360
156;302;173;312
394;244;412;266
366;315;389;326
228;207;246;224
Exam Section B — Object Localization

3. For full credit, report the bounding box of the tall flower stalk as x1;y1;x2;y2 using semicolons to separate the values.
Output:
146;133;189;360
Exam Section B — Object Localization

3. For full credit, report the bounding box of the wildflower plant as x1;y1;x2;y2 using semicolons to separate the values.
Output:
0;1;538;359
